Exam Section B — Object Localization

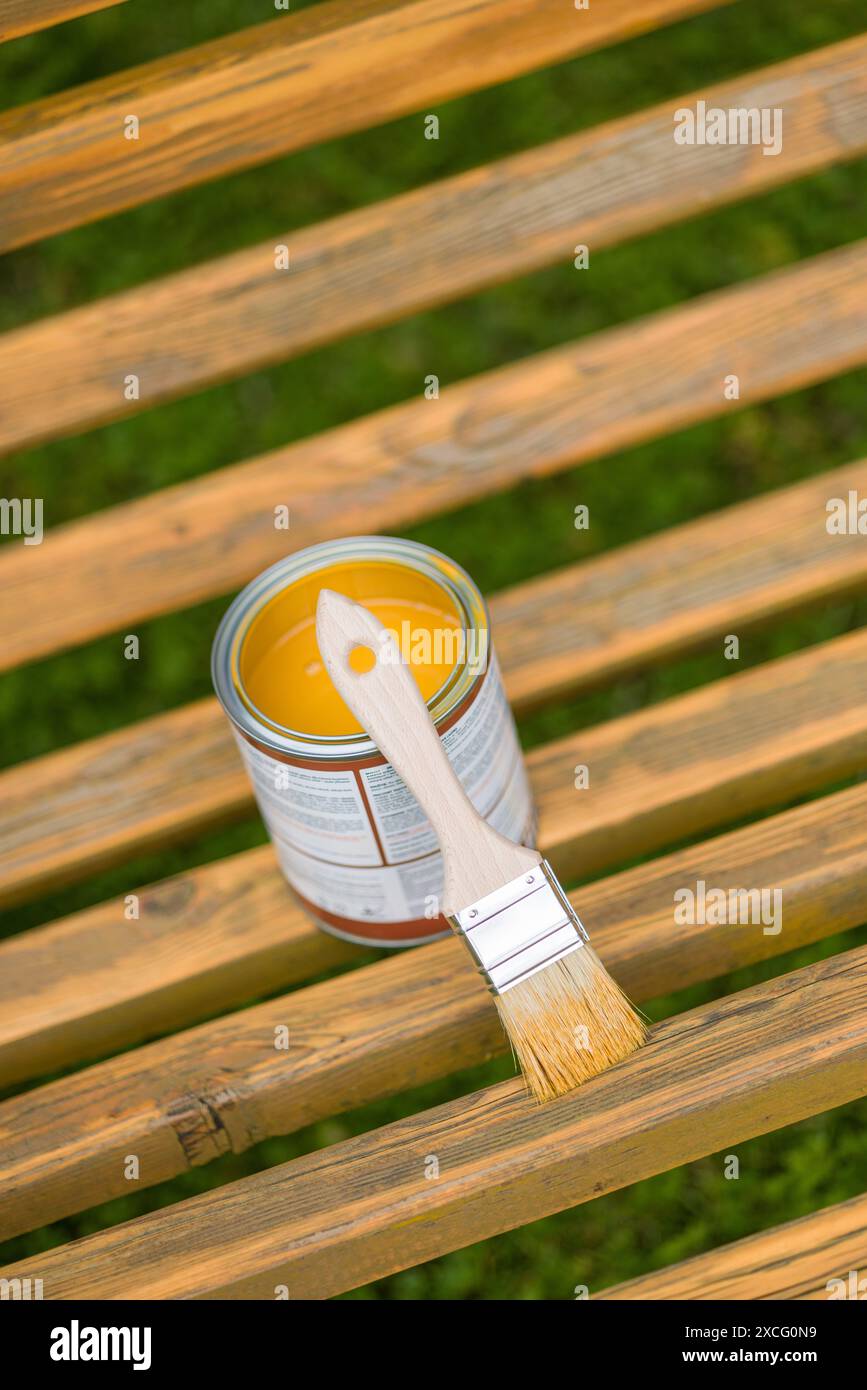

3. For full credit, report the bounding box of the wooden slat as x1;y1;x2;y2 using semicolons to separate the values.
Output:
598;1192;867;1300
4;445;867;725
495;457;867;712
0;0;730;253
0;0;124;41
3;780;866;1239
3;37;864;456
3;608;867;910
531;624;867;887
4;945;866;1299
0;846;358;1088
0;697;242;909
2;242;867;674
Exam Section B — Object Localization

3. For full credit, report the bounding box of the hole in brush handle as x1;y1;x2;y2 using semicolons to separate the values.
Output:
347;643;377;675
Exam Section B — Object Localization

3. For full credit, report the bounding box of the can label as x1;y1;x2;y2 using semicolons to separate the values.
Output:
235;655;534;944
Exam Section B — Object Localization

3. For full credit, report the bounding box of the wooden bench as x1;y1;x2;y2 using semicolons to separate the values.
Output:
1;0;866;1299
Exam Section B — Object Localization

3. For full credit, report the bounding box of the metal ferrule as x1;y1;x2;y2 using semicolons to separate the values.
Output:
449;859;589;996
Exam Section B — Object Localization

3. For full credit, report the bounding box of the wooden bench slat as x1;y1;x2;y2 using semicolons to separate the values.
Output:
495;457;867;712
3;780;866;1239
599;1193;867;1300
0;697;241;909
0;845;357;1089
3;613;867;911
0;0;730;253
3;241;867;675
4;945;866;1299
0;0;124;41
3;36;864;457
533;624;867;885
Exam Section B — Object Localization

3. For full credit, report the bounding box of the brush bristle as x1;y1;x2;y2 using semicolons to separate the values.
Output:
494;945;646;1103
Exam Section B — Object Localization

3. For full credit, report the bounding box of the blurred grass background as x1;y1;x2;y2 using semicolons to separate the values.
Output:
1;0;866;1298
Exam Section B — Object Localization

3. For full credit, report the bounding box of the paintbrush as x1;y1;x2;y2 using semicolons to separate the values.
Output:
315;588;645;1102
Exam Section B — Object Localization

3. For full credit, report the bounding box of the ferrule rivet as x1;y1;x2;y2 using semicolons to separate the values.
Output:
468;909;478;918
526;876;535;884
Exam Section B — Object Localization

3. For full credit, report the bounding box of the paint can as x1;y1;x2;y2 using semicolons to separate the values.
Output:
212;536;535;946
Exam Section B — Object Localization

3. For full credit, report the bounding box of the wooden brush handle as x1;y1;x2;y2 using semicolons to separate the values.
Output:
315;588;539;914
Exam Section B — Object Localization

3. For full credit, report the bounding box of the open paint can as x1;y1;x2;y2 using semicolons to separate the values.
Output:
212;536;536;946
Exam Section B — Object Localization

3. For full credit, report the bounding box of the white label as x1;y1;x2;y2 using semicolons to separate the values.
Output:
235;742;380;866
237;655;535;934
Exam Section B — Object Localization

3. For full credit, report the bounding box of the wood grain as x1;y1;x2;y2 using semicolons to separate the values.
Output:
0;0;124;42
0;0;731;252
3;780;866;1238
3;614;867;911
2;36;864;455
495;457;867;712
598;1192;867;1300
2;241;867;674
0;846;359;1088
0;698;245;909
532;624;867;887
4;945;866;1298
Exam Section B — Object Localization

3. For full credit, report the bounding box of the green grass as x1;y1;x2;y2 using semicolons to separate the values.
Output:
1;0;866;1298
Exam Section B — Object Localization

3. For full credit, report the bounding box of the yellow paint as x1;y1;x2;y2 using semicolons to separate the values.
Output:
239;559;464;736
